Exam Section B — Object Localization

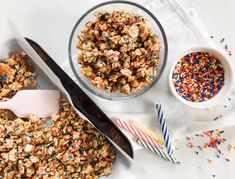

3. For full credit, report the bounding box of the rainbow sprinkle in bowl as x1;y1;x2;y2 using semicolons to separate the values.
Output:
169;47;233;109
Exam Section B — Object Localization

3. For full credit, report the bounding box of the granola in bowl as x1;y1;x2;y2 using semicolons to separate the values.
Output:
0;52;116;178
77;10;161;94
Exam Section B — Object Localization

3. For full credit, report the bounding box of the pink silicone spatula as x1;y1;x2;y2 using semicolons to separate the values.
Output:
0;90;60;118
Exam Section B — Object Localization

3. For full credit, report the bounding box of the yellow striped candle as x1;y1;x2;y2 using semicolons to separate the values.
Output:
128;120;165;146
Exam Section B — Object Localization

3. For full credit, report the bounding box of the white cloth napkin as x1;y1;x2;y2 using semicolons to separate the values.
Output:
62;0;235;141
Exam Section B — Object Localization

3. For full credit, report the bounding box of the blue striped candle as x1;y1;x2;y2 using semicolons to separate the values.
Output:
136;138;178;164
156;104;173;155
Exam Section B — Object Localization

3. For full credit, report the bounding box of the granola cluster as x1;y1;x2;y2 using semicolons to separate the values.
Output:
77;10;161;94
0;52;37;101
0;53;116;178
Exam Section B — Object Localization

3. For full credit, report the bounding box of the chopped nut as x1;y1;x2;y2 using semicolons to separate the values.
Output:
130;80;139;87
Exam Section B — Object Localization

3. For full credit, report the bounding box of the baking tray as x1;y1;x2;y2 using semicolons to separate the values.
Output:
0;19;135;178
24;38;133;159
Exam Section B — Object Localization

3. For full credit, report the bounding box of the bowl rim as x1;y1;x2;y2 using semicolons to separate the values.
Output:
68;0;168;100
168;46;234;108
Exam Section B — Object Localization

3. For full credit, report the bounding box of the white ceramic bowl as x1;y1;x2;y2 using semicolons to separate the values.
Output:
168;47;234;108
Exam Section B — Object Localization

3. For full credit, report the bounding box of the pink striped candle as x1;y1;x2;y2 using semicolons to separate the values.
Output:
115;118;161;148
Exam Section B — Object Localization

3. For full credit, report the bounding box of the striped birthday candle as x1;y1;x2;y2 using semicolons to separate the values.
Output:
136;138;178;164
128;120;165;146
115;118;161;148
156;104;174;155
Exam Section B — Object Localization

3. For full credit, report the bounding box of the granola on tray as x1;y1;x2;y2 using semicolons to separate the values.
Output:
0;52;116;178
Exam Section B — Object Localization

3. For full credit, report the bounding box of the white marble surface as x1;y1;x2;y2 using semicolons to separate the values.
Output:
0;0;235;178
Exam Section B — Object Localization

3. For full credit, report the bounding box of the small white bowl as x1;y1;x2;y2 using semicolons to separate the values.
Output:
168;47;234;109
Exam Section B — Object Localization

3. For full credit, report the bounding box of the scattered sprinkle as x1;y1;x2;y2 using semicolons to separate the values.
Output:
186;129;234;163
186;136;195;148
214;115;223;121
227;144;233;151
225;44;228;50
197;146;203;151
210;35;233;56
207;158;212;163
220;38;225;43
